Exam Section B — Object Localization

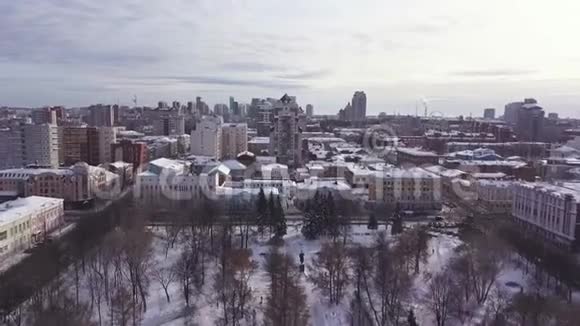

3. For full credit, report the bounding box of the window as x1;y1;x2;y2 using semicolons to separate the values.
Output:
0;231;6;241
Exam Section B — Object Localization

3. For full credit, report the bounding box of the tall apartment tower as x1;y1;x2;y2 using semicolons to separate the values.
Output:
22;124;60;167
352;91;367;121
269;94;305;167
222;123;248;159
483;108;496;120
515;99;545;142
306;104;314;117
88;104;115;127
504;101;523;125
190;115;223;158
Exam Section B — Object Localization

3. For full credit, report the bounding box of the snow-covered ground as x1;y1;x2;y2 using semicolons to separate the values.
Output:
21;222;567;326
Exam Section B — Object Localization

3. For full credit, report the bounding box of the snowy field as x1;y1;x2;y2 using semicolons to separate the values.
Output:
132;225;464;326
15;222;576;326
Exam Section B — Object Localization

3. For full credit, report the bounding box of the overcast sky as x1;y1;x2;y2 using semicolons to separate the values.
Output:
2;0;580;117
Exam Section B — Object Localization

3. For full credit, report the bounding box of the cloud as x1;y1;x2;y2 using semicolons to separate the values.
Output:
451;69;538;77
275;69;331;80
139;75;309;89
219;62;280;72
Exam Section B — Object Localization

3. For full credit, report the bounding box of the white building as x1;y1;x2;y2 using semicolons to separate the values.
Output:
512;182;580;249
98;127;117;164
21;124;60;168
369;167;442;212
191;115;223;159
476;180;513;213
222;123;248;159
135;158;205;202
0;196;64;262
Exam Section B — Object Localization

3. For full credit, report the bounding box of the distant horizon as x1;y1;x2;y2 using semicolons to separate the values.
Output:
3;0;580;119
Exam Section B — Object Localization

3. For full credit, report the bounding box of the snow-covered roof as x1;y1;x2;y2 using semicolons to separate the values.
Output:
0;196;63;227
397;147;438;157
516;182;580;201
248;137;270;144
372;167;440;179
149;158;185;172
478;180;513;188
471;172;508;180
0;168;73;179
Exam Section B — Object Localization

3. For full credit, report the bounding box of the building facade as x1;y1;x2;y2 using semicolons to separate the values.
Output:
191;115;223;158
270;94;305;168
512;182;580;250
0;196;64;262
369;167;442;212
222;123;248;159
22;124;60;168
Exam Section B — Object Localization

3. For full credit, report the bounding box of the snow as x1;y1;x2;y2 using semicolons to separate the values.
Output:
18;221;568;326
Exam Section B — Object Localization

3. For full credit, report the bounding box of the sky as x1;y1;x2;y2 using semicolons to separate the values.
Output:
2;0;580;118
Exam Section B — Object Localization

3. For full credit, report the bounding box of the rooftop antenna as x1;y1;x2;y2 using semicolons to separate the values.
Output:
422;99;428;117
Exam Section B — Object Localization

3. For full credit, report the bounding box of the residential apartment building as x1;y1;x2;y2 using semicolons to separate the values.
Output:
222;123;248;159
512;182;580;250
369;167;442;212
111;140;148;172
190;115;223;158
0;196;64;262
270;94;306;168
22;124;60;168
88;104;116;127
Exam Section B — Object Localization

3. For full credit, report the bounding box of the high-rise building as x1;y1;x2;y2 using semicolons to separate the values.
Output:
153;115;185;136
22;124;60;167
190;115;223;158
352;91;367;121
306;104;314;117
483;108;496;120
61;126;99;166
31;106;65;125
270;94;305;167
548;113;559;120
213;104;229;116
98;127;117;164
88;104;115;127
112;140;149;172
503;101;523;125
222;123;248;159
515;99;545;142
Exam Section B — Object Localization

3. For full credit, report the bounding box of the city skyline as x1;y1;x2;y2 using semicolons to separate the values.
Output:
3;0;580;118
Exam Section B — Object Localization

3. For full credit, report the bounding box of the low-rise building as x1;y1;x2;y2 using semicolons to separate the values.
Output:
369;167;442;213
476;180;513;213
0;196;64;262
0;163;118;208
512;182;580;250
396;148;439;166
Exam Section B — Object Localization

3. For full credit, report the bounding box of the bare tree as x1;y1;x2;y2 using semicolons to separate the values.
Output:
425;271;457;326
310;241;351;305
352;232;412;326
152;264;176;303
264;248;309;326
214;246;257;326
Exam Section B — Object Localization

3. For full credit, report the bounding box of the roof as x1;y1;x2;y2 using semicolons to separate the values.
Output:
0;168;73;179
515;182;580;201
372;167;440;179
471;172;508;179
397;147;438;157
0;196;63;226
248;137;270;144
149;158;185;171
478;180;513;188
